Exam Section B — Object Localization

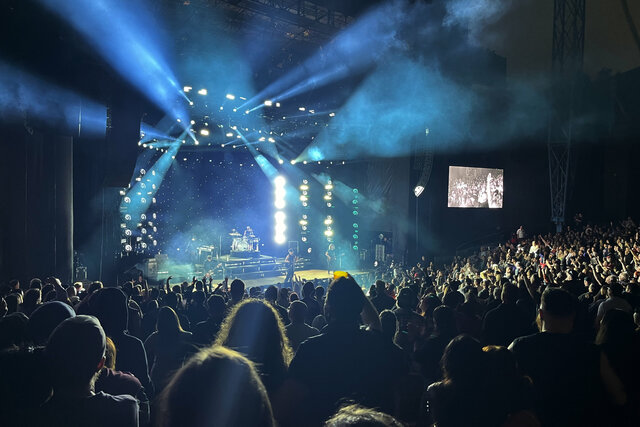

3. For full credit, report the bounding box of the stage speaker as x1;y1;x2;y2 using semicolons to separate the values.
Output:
104;90;142;187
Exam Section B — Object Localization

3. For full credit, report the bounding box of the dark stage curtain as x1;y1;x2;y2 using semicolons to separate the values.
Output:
0;128;73;284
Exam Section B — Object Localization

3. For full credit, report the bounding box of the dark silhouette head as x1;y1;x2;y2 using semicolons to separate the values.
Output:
230;279;246;302
27;301;75;346
157;306;184;335
46;315;106;390
325;277;364;324
379;309;398;342
288;300;308;324
441;335;484;385
302;282;315;299
215;299;292;392
207;294;227;321
264;285;278;302
324;403;403;427
156;346;274;427
90;287;129;337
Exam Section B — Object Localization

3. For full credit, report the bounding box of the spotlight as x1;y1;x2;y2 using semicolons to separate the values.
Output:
198;88;207;95
278;159;284;164
325;184;333;190
226;93;235;100
275;200;285;209
329;112;336;117
274;234;286;244
125;244;133;252
290;160;296;165
200;129;210;136
299;107;306;111
275;102;281;107
274;176;286;187
226;132;233;137
259;137;266;142
268;137;275;143
414;185;425;197
190;120;195;125
324;230;334;237
264;100;273;106
183;86;192;92
275;211;286;222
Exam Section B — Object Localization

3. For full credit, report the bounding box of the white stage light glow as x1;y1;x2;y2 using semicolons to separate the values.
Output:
198;88;207;95
226;94;235;100
414;185;425;197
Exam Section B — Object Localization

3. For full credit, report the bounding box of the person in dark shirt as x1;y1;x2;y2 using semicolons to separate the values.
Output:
370;280;395;313
415;305;458;385
193;294;226;346
426;335;493;427
509;288;626;427
89;288;152;396
301;281;322;324
39;315;139;427
280;276;407;426
482;284;529;346
265;285;290;326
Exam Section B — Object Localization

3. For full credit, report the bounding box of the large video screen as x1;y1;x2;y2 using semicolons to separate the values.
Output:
448;166;503;208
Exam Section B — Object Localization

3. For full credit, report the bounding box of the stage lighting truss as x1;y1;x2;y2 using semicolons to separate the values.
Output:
299;179;311;250
352;188;359;251
274;176;287;244
119;169;160;257
323;179;335;242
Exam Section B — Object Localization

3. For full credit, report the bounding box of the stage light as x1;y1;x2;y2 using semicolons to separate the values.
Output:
274;175;286;187
200;129;209;136
300;184;309;191
303;161;308;165
140;214;146;220
124;197;131;204
190;120;195;125
198;89;207;95
353;223;358;228
325;184;333;190
125;229;132;236
274;234;286;244
275;211;286;222
125;245;132;252
299;107;306;111
299;220;308;225
302;237;307;242
226;132;233;137
274;200;285;210
226;94;235;100
290;160;296;165
278;159;284;164
264;100;273;106
183;86;192;92
324;229;333;237
176;118;181;123
324;195;332;200
189;101;194;106
324;218;333;225
276;102;281;107
245;110;250;115
259;137;266;142
141;242;147;249
329;112;336;117
414;185;424;197
268;137;275;143
299;195;308;202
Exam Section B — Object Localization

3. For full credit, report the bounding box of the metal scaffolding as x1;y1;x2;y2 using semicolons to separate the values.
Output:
547;0;585;231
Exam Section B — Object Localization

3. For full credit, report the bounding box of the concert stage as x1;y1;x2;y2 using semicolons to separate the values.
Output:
145;253;373;288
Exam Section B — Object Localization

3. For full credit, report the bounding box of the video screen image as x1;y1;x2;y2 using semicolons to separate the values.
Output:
448;166;503;208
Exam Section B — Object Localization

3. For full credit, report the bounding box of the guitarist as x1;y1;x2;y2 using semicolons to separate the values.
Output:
284;248;297;284
325;243;336;275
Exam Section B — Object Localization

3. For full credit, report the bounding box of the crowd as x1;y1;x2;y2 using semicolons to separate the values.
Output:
1;218;640;426
447;171;503;208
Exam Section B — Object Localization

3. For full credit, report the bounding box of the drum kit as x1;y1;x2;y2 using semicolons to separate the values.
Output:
230;228;260;253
